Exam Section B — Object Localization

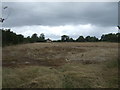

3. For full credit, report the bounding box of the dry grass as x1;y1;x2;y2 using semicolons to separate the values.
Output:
2;42;118;88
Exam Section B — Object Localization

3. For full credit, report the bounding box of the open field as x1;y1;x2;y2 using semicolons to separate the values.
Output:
2;42;118;88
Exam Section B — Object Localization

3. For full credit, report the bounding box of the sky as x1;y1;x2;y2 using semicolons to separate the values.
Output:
1;2;118;40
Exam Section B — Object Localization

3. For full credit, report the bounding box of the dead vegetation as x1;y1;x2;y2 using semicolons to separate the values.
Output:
2;42;118;88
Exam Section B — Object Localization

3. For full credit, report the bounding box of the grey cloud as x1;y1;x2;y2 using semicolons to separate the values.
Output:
2;2;118;27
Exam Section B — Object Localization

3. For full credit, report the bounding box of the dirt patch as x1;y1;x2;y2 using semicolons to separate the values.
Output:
2;42;118;68
2;56;66;68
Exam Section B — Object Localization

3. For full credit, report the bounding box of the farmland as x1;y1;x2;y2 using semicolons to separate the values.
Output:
2;42;118;88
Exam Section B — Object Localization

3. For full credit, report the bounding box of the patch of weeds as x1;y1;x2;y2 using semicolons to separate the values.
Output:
62;75;74;88
105;59;118;68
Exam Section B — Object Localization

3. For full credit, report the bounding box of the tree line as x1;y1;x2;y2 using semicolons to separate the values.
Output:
59;33;120;42
60;35;99;42
1;28;120;46
2;29;45;46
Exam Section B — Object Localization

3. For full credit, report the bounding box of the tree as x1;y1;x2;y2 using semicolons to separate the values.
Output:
100;33;118;42
100;35;105;41
85;36;91;42
31;33;38;43
2;29;25;46
85;36;98;42
116;33;120;42
68;38;74;42
24;36;31;43
17;34;24;43
90;36;98;42
76;36;85;42
61;35;69;42
38;33;45;42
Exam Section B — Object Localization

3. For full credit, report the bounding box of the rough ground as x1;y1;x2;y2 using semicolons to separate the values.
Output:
2;42;118;88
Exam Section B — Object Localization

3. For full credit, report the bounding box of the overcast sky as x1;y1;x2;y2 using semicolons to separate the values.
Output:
1;2;118;40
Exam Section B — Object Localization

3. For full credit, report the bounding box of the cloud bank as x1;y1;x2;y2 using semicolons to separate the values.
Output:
1;2;118;40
